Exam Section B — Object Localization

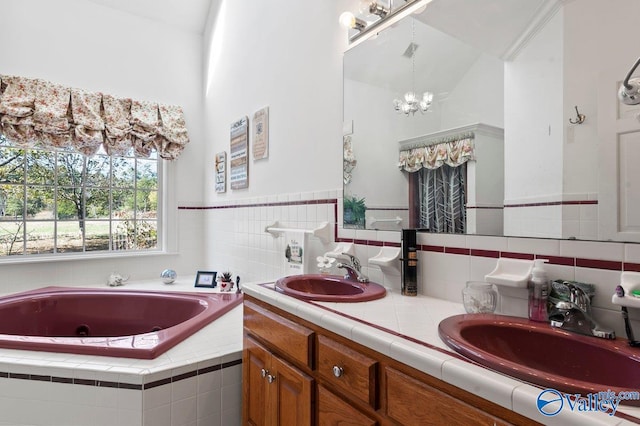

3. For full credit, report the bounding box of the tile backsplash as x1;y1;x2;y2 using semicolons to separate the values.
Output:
200;188;640;340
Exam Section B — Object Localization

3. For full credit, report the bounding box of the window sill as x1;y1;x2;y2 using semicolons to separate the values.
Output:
0;250;179;266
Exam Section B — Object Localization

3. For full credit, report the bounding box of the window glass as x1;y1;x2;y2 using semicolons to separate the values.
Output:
0;136;161;257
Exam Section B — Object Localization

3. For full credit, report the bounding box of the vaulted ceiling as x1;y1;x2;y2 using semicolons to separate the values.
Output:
85;0;215;34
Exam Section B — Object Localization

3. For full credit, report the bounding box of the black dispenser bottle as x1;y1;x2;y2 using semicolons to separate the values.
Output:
401;229;418;296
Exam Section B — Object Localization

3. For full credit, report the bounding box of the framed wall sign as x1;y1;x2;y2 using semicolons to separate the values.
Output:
230;116;249;190
252;106;269;161
215;151;226;193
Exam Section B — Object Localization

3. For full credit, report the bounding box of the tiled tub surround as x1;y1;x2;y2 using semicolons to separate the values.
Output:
0;279;243;426
243;282;640;425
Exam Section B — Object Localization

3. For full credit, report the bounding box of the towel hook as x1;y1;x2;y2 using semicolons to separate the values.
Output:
569;105;586;124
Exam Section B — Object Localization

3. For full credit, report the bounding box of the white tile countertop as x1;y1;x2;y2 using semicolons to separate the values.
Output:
242;281;640;426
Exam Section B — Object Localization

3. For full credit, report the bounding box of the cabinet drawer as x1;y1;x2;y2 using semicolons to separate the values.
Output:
385;367;508;425
318;385;377;426
317;335;377;408
244;301;314;368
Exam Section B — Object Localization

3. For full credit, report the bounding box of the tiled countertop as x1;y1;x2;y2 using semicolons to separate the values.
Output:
243;281;640;426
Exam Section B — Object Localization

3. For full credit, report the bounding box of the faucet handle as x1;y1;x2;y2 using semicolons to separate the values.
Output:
342;253;361;271
566;283;590;312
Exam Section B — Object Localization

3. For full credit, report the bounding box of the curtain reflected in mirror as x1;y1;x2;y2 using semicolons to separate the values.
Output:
419;163;466;233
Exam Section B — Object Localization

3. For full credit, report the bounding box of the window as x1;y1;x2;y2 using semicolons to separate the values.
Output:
0;134;160;257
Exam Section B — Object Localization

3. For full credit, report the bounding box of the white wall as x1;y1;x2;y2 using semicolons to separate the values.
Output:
504;9;564;204
562;0;640;198
503;9;564;238
201;0;352;280
202;0;346;203
440;53;504;130
1;0;206;289
343;79;414;209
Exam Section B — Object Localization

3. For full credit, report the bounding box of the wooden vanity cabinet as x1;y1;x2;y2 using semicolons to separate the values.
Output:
243;337;313;426
243;296;539;426
243;301;315;426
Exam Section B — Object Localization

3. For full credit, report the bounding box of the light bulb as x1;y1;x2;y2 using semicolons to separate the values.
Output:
359;0;374;15
404;92;416;103
393;99;402;111
339;11;356;28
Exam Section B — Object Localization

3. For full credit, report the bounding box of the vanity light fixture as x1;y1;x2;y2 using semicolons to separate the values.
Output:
618;57;640;105
341;0;433;47
393;18;433;116
360;0;389;19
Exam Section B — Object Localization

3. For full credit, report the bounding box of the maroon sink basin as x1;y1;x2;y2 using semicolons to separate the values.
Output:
275;274;386;302
439;314;640;405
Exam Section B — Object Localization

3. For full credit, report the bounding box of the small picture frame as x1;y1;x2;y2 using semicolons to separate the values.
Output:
195;271;217;288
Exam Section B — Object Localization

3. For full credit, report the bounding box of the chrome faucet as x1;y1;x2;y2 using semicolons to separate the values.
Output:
336;253;369;283
549;282;615;339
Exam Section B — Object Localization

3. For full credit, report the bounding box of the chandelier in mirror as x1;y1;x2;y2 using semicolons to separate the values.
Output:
393;91;433;115
393;17;433;116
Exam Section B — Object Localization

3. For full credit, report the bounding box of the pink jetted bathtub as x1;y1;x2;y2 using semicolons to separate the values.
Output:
0;287;242;359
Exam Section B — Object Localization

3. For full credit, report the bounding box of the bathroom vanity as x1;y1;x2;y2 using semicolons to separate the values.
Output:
242;282;640;425
242;295;533;425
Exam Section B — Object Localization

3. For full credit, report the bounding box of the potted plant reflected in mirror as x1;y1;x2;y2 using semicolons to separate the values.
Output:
343;194;366;229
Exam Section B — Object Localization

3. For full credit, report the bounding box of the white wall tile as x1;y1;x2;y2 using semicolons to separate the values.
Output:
171;396;197;426
144;384;171;411
196;389;221;421
144;404;171;426
574;267;621;310
466;235;508;252
625;243;640;263
560;240;624;261
506;237;560;256
421;252;470;302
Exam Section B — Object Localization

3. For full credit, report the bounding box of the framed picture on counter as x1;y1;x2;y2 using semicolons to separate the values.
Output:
194;271;217;288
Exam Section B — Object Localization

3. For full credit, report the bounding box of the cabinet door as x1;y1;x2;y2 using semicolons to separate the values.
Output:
243;338;271;426
271;354;314;426
318;385;377;426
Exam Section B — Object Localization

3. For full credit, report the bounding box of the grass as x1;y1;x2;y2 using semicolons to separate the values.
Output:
0;219;157;255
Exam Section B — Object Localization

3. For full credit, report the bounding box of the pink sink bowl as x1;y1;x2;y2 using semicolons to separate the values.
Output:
439;314;640;405
275;274;386;302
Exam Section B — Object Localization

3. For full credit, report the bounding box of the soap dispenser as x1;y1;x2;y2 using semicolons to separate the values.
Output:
528;259;549;322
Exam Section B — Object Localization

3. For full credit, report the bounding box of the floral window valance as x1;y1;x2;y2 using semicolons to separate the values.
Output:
0;75;189;159
398;136;475;173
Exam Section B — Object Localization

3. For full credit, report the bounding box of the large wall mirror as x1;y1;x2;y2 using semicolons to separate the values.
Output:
343;0;640;242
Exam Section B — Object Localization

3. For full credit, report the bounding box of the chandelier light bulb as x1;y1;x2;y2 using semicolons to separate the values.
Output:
404;91;416;103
